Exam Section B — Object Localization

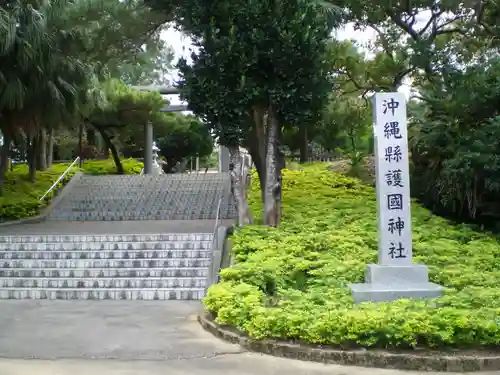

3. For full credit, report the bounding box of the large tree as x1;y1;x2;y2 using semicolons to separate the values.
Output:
148;0;339;226
0;0;92;187
328;0;500;96
0;0;172;193
320;0;500;227
83;79;164;173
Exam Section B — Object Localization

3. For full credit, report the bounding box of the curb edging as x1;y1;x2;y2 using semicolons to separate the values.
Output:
198;313;500;373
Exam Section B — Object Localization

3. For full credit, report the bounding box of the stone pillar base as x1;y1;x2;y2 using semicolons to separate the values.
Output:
349;264;444;303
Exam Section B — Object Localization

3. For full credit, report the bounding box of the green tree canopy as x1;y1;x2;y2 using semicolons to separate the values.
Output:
148;0;339;225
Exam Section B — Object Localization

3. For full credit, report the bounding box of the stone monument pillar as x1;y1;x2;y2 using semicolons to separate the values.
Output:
349;92;444;303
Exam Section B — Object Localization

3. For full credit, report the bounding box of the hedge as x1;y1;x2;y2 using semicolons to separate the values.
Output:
0;158;143;222
204;164;500;350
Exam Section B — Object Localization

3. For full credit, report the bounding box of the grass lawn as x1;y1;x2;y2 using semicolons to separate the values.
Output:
204;164;500;350
0;158;143;222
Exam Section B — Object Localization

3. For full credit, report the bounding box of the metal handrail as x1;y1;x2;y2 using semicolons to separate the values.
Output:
213;197;223;238
39;156;80;201
208;196;224;287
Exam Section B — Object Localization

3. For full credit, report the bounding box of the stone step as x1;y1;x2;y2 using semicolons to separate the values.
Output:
2;258;211;269
0;267;208;278
45;172;236;222
0;277;207;288
0;249;211;260
51;206;219;212
48;214;220;221
76;177;228;185
0;234;213;243
62;189;224;194
0;288;205;300
0;241;212;251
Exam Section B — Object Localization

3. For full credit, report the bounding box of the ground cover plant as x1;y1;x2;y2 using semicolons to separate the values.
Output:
0;158;143;222
204;164;500;349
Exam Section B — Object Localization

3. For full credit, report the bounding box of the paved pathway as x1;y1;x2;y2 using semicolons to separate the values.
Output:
0;300;497;375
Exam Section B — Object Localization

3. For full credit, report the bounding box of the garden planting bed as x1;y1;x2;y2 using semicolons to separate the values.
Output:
203;164;500;371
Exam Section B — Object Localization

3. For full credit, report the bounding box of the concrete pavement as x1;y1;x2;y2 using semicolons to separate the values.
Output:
2;354;499;375
0;300;496;375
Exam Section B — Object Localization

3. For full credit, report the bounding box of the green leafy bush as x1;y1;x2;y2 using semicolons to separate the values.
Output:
0;158;143;221
204;164;500;349
409;57;500;227
81;158;143;175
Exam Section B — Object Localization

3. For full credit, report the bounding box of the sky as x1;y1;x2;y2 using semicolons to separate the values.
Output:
159;23;413;107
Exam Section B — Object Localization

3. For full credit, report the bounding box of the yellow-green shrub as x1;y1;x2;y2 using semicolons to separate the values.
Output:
0;158;143;222
81;158;143;175
204;164;500;349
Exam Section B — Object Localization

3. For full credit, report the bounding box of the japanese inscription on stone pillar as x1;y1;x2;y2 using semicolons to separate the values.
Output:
372;92;412;266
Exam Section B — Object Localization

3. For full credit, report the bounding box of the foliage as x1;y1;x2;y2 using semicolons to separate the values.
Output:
114;44;174;86
0;0;167;131
327;157;375;185
81;158;143;175
88;79;164;126
0;158;143;222
156;114;213;170
154;0;340;224
173;0;338;144
204;164;500;349
304;0;500;229
329;0;498;92
83;79;164;173
0;0;171;193
0;0;90;130
120;111;213;171
0;164;76;222
410;57;500;228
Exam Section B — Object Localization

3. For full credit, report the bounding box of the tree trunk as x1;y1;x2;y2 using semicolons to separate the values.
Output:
47;128;54;168
299;123;308;163
36;128;47;170
86;128;96;145
0;134;12;195
276;123;286;172
263;105;281;227
247;140;265;196
228;145;252;226
247;106;267;201
27;134;38;182
96;127;124;174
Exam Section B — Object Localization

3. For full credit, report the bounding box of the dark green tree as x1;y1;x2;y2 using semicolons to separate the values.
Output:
84;79;164;173
148;0;339;226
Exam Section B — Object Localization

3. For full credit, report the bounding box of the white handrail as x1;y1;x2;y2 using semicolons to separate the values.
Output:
39;156;80;201
211;197;223;252
208;196;224;286
213;197;223;237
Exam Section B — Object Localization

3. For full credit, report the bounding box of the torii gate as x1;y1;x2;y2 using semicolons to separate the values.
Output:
132;85;230;174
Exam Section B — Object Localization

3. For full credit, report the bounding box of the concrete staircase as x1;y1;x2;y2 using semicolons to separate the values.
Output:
0;172;236;300
48;174;236;221
0;233;213;300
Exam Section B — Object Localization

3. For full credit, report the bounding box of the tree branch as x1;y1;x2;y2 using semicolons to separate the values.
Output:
419;10;444;36
368;23;395;59
386;8;420;41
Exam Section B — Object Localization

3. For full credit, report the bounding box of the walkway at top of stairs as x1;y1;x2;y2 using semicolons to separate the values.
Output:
0;219;235;235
